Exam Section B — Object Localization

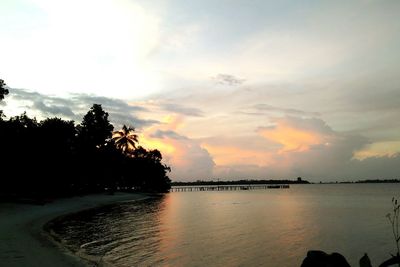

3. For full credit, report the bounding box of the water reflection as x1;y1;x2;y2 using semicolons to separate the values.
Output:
50;185;400;267
50;197;168;266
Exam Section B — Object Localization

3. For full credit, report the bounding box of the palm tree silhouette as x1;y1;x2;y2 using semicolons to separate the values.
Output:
112;125;138;154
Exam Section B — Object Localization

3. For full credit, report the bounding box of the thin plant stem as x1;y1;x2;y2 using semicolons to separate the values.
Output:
387;198;400;267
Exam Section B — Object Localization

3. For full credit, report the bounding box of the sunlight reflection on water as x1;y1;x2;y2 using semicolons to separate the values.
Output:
51;184;400;267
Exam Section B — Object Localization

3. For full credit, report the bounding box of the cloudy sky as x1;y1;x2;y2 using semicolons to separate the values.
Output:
1;0;400;182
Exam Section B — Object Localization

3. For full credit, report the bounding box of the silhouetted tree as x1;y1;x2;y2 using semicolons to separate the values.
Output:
1;112;39;195
77;104;114;150
0;101;171;200
40;118;76;149
0;79;8;101
124;146;171;192
132;146;150;158
112;125;138;154
75;104;114;192
38;118;77;195
0;79;9;119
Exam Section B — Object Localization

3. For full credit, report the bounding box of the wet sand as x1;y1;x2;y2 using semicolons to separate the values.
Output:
0;193;149;267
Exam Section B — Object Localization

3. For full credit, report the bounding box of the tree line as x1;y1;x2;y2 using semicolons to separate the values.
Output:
0;79;171;199
171;179;310;186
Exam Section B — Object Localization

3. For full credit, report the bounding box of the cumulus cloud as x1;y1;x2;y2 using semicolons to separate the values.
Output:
4;87;400;182
2;0;400;183
198;115;400;181
250;116;400;181
257;116;335;153
140;116;215;181
140;80;400;182
200;135;278;167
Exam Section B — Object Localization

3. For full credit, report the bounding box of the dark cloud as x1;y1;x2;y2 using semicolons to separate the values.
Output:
161;103;203;117
287;143;400;182
7;88;157;128
252;104;320;117
348;154;400;180
150;129;188;140
275;116;333;134
32;100;75;117
10;89;78;119
11;89;43;100
70;94;157;128
108;112;157;129
212;74;245;86
285;134;369;180
72;94;146;113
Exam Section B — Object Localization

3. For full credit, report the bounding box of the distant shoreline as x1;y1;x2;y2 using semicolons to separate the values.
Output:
171;179;309;186
171;178;400;186
321;179;400;184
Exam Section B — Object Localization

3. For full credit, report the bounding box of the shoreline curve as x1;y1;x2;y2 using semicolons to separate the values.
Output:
0;192;150;267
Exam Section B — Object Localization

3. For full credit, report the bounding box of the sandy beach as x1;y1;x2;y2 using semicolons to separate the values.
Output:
0;193;149;267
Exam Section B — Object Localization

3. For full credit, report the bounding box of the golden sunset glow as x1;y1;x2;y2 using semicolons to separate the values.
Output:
353;141;400;160
137;114;213;178
138;115;184;156
201;144;274;166
2;0;400;181
139;135;177;155
258;124;326;153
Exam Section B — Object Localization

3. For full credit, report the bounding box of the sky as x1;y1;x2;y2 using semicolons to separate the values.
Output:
1;0;400;182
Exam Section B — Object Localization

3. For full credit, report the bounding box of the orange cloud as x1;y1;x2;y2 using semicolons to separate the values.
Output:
138;115;184;153
353;141;400;160
202;144;274;166
137;116;180;155
139;134;176;155
258;119;329;153
162;115;185;130
138;115;215;180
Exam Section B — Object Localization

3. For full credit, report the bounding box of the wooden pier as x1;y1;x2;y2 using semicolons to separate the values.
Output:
170;184;290;192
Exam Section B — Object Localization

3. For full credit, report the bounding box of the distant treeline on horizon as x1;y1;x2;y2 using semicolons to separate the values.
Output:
339;179;400;184
171;178;400;186
171;178;310;186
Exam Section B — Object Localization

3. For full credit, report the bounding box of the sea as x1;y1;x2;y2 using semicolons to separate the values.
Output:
49;184;400;267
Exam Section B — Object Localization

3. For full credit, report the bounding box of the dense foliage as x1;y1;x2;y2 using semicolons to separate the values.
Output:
0;79;8;101
0;81;170;199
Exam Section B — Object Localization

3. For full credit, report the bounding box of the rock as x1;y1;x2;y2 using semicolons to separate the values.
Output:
379;255;400;267
301;250;351;267
359;253;372;267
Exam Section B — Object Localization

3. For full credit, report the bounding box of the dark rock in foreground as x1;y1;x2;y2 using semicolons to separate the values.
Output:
301;250;351;267
359;253;372;267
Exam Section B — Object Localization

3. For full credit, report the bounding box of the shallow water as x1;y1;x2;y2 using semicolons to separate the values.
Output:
51;184;400;266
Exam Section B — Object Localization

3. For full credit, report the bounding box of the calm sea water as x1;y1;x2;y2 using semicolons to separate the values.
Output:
50;184;400;267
